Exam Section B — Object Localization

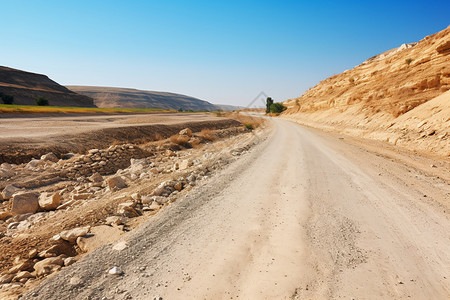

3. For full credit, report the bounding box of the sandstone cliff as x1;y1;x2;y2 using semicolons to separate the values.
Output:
283;26;450;157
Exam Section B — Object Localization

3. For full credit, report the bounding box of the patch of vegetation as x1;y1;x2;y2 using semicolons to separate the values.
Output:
295;99;300;107
244;123;254;130
219;111;265;129
1;94;14;105
269;102;286;114
169;134;190;146
405;58;413;65
0;104;170;114
266;97;274;114
198;128;215;141
154;133;164;141
35;97;49;106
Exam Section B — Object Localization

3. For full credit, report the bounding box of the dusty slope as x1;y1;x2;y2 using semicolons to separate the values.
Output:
0;66;95;107
283;26;450;157
67;86;218;111
22;118;450;300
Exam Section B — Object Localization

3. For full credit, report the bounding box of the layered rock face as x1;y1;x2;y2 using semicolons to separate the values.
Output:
285;26;450;116
283;26;450;156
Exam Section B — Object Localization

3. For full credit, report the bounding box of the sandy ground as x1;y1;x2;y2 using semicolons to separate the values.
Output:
0;113;220;139
0;113;240;164
22;118;450;299
282;90;450;159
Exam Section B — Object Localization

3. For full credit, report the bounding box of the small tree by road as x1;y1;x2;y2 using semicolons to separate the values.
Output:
269;102;286;114
265;97;274;113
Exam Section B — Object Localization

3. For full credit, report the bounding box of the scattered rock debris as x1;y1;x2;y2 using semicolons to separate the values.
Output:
0;124;265;298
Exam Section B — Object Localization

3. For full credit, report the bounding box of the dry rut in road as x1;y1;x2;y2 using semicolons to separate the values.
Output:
24;118;450;300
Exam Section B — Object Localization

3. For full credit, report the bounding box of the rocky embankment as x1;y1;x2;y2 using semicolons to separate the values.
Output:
0;146;147;188
0;124;264;299
283;26;450;157
0;118;241;165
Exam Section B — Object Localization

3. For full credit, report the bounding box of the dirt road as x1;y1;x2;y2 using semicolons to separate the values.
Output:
23;118;450;299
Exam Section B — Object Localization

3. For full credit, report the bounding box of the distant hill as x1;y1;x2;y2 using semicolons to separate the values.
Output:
66;86;219;111
0;66;95;107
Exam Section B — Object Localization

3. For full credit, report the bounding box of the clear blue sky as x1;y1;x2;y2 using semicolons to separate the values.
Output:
1;0;449;106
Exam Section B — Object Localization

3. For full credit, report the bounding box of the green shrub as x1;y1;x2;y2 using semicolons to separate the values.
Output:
405;58;413;65
1;94;14;104
244;123;254;130
35;97;49;106
265;97;274;114
269;102;286;114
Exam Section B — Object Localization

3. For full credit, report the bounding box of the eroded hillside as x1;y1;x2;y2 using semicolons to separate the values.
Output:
283;26;450;157
67;86;218;111
0;67;95;107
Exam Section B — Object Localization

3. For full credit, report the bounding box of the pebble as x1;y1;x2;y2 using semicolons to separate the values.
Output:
69;276;82;285
108;266;123;276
